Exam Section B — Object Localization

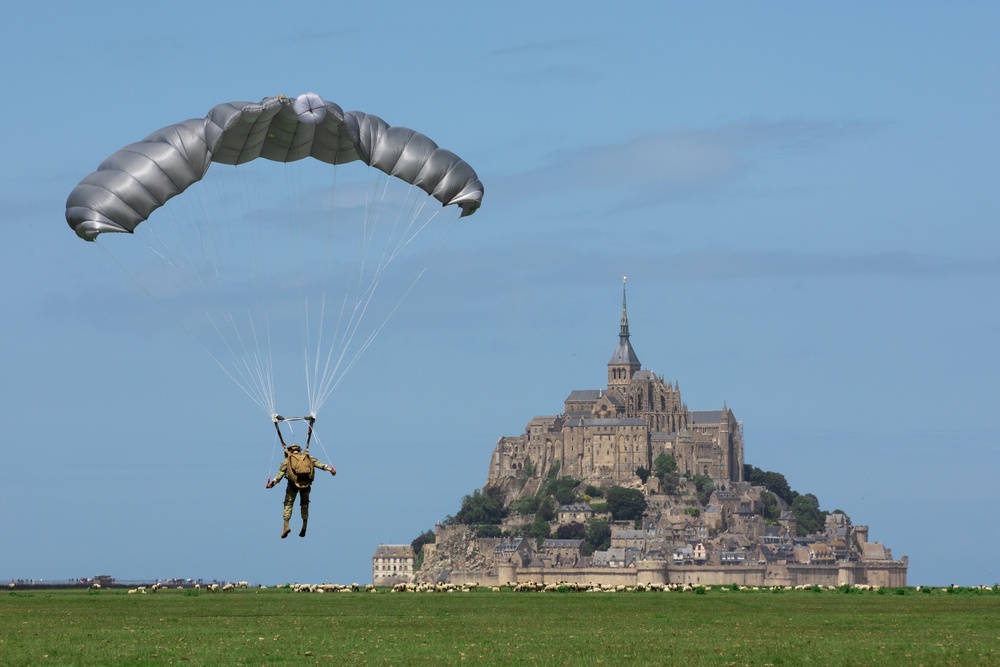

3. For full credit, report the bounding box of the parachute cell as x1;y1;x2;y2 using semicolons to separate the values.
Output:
66;93;484;241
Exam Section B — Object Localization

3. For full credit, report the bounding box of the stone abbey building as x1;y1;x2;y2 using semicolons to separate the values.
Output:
489;282;744;496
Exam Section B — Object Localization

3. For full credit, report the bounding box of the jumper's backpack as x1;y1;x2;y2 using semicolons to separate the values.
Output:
287;451;315;485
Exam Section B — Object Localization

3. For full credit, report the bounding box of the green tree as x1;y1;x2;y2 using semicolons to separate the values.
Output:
744;464;797;505
791;493;827;536
654;454;680;494
526;514;551;540
692;474;715;506
583;520;611;555
544;476;581;505
605;486;647;521
510;494;540;516
473;524;504;538
763;471;795;505
454;488;505;525
584;485;604;498
410;529;435;556
555;522;586;540
760;491;780;521
743;464;766;486
635;466;651;484
654;454;677;478
537;496;556;522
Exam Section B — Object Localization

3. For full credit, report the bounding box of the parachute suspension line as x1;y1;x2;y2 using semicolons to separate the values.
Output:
300;168;387;415
174;164;277;418
129;162;283;420
303;165;341;418
93;232;279;417
202;310;277;416
304;177;462;416
306;171;401;412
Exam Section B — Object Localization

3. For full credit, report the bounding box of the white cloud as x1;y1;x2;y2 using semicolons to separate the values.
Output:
489;118;883;210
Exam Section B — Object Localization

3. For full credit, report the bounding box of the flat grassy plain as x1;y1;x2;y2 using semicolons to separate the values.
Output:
1;587;998;666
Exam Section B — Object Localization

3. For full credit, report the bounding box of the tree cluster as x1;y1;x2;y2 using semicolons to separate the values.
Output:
440;464;651;556
744;464;836;535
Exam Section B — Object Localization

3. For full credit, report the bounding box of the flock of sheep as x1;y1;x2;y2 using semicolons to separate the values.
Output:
123;581;252;594
11;581;992;594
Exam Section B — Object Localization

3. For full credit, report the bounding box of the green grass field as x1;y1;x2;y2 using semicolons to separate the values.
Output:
1;587;997;666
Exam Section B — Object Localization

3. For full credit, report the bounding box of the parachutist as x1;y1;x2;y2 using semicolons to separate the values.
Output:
266;444;336;538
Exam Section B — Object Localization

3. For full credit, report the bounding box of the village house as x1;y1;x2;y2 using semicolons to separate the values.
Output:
610;527;645;551
371;544;414;586
493;538;533;567
557;503;594;524
540;539;584;567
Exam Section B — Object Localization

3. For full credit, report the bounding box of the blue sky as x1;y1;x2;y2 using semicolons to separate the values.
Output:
2;2;997;586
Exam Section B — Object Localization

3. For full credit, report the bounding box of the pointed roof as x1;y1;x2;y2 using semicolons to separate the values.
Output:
609;276;640;367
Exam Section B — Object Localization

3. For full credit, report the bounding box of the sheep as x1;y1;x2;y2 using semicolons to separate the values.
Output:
237;581;249;588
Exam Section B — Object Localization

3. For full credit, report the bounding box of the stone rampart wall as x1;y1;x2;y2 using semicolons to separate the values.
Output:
437;559;908;588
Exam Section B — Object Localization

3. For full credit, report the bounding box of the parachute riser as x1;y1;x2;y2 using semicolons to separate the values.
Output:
273;414;317;452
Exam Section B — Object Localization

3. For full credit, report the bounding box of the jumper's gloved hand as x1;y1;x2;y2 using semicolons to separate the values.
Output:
329;468;337;477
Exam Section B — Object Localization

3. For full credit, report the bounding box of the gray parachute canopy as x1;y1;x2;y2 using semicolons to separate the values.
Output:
66;92;484;241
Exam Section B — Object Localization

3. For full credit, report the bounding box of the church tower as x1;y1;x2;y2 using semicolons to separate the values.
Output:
608;277;641;391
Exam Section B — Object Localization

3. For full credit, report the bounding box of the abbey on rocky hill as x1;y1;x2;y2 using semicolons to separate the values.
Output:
394;279;906;589
489;279;743;499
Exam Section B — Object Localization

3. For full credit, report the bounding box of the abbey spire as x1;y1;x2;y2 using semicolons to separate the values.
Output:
608;276;641;390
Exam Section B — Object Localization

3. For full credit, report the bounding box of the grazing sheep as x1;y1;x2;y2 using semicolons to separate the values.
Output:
127;589;138;594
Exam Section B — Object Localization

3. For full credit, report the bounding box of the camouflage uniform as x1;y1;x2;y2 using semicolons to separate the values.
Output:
271;452;334;522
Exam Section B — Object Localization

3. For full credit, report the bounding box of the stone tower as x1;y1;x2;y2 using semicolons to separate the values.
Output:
607;277;641;390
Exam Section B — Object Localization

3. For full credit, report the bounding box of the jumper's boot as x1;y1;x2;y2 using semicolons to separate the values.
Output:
299;516;308;538
281;519;291;539
299;504;309;538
